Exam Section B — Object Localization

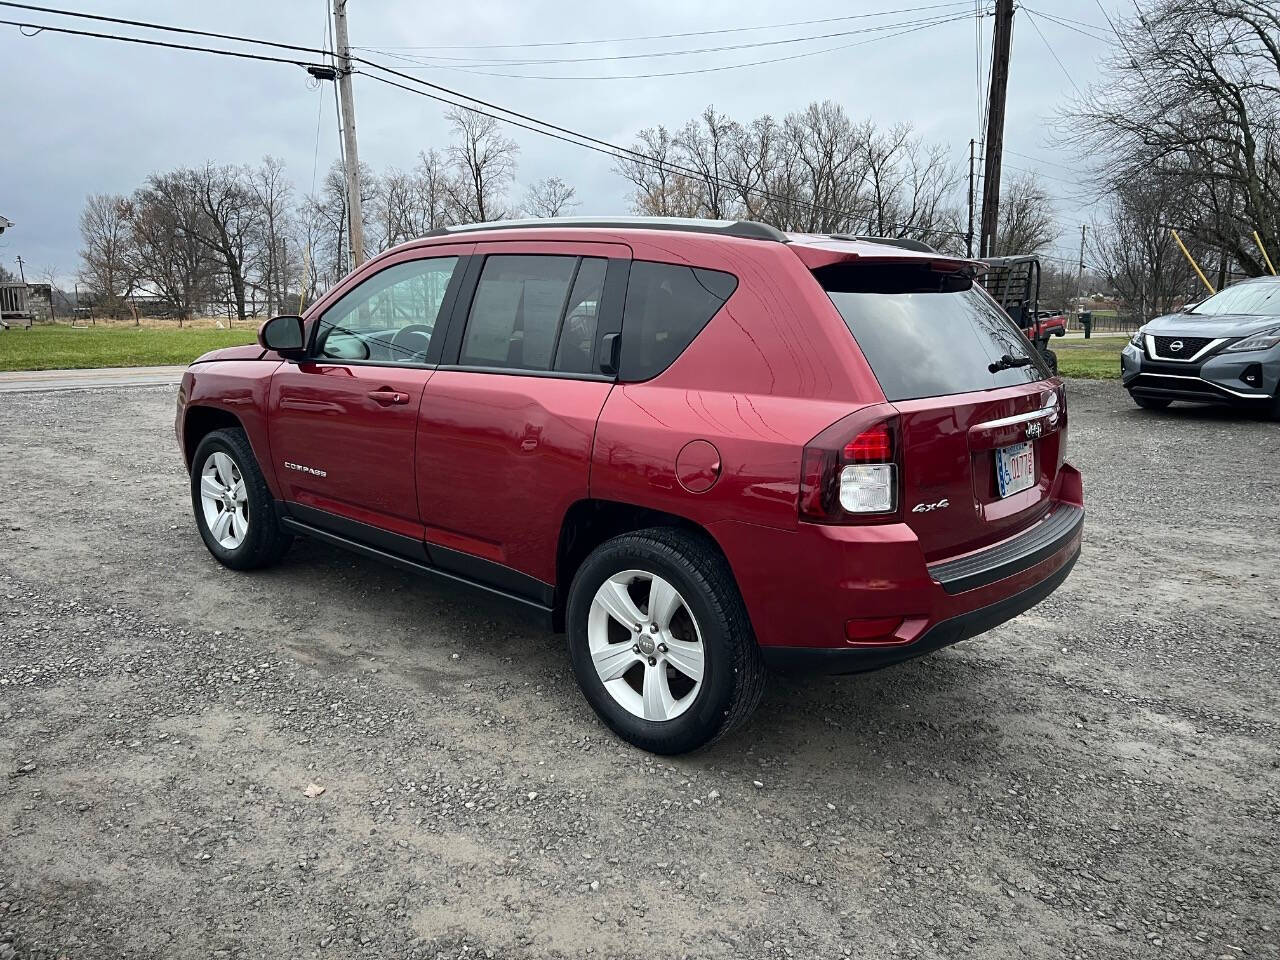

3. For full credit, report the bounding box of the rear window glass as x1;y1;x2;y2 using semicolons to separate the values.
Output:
818;263;1048;402
460;254;607;373
620;262;737;381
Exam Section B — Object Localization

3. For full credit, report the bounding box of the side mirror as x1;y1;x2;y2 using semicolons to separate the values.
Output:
259;314;306;358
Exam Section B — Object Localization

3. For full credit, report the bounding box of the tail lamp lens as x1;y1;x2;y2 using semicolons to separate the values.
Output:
840;463;896;513
800;411;900;522
844;424;891;462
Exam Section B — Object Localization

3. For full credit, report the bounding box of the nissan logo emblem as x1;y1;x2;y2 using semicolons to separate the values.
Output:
1170;340;1184;352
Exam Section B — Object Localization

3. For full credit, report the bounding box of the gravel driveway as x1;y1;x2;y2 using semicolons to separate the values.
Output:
1;380;1277;960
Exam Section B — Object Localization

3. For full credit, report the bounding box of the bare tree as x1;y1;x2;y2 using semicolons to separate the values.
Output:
1064;0;1280;276
446;107;519;222
78;193;136;319
673;106;742;219
130;171;218;324
413;149;453;232
371;166;421;251
191;164;259;322
522;176;579;218
991;173;1058;256
617;102;965;244
248;156;294;315
615;125;703;218
1090;177;1203;321
304;160;376;289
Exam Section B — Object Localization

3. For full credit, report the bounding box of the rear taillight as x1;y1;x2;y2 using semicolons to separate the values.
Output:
799;406;901;523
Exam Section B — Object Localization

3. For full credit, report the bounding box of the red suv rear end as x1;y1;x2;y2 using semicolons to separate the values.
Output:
177;218;1082;754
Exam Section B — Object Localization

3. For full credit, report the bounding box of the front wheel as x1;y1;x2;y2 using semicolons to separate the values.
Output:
566;528;765;755
190;427;293;570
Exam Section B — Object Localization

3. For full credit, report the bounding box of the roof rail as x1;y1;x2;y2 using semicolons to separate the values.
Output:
424;216;788;243
829;234;939;254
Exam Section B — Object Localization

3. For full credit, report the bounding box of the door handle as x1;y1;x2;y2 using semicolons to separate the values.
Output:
367;388;410;405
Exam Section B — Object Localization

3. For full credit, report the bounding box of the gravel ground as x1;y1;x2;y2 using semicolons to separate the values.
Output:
1;380;1277;960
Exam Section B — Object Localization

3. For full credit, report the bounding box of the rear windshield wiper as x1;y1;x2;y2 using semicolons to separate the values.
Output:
988;354;1034;373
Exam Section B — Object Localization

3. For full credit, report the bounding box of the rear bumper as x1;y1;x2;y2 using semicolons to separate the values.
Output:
761;545;1079;674
711;463;1084;674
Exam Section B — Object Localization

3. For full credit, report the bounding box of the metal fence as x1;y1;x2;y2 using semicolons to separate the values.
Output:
1076;312;1141;335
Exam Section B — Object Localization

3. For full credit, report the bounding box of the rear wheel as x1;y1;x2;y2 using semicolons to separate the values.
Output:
566;528;764;754
1041;348;1058;375
1132;394;1171;411
191;428;292;570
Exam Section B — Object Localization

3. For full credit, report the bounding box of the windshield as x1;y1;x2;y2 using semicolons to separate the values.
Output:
818;263;1048;402
1189;279;1280;317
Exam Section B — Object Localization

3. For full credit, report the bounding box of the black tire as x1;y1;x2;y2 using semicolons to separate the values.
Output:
566;528;765;755
1041;348;1059;375
1132;394;1171;410
190;427;292;570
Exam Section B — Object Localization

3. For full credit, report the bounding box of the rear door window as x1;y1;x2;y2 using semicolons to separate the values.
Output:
620;262;737;381
818;263;1048;401
460;254;608;373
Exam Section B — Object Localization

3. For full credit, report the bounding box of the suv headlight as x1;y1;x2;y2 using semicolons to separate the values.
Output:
1129;328;1145;348
1224;324;1280;353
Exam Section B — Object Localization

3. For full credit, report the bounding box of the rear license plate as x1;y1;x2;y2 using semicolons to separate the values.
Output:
996;441;1035;498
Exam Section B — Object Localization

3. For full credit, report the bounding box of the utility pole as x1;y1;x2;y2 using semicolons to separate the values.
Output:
979;0;1015;258
1075;224;1087;307
332;0;366;268
967;138;976;258
14;255;26;285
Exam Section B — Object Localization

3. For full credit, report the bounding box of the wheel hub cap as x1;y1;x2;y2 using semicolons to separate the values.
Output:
587;570;705;723
199;450;249;550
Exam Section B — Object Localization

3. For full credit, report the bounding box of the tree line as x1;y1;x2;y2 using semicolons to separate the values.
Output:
77;97;1066;323
77;108;575;322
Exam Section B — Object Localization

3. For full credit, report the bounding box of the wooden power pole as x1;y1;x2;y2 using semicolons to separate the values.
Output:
967;138;976;258
979;0;1015;258
332;0;366;269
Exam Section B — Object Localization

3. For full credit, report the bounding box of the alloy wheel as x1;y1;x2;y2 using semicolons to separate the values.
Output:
199;450;249;550
587;570;705;722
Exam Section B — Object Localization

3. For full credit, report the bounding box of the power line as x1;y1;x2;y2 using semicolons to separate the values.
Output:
363;14;975;81
1024;9;1083;97
358;2;979;50
5;3;973;239
354;12;976;67
1021;6;1110;43
0;0;329;56
0;15;326;68
1005;148;1078;173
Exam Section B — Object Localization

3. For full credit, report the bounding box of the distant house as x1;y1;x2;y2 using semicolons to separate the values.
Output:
0;214;33;329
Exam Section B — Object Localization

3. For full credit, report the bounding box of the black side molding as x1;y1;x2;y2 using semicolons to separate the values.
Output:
278;512;554;626
928;503;1084;595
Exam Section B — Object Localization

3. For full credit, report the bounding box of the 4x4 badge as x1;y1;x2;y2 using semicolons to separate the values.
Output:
1026;421;1043;439
912;498;949;513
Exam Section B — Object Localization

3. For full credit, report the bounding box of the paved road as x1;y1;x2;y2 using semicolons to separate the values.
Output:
0;365;185;393
0;381;1277;960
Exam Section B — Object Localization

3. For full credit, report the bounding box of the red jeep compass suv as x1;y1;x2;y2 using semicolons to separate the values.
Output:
176;218;1083;754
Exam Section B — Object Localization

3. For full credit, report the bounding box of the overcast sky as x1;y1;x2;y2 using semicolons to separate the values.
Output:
0;0;1121;283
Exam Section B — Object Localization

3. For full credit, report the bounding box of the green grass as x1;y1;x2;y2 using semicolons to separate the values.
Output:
1053;335;1127;380
2;322;1131;380
0;325;259;371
